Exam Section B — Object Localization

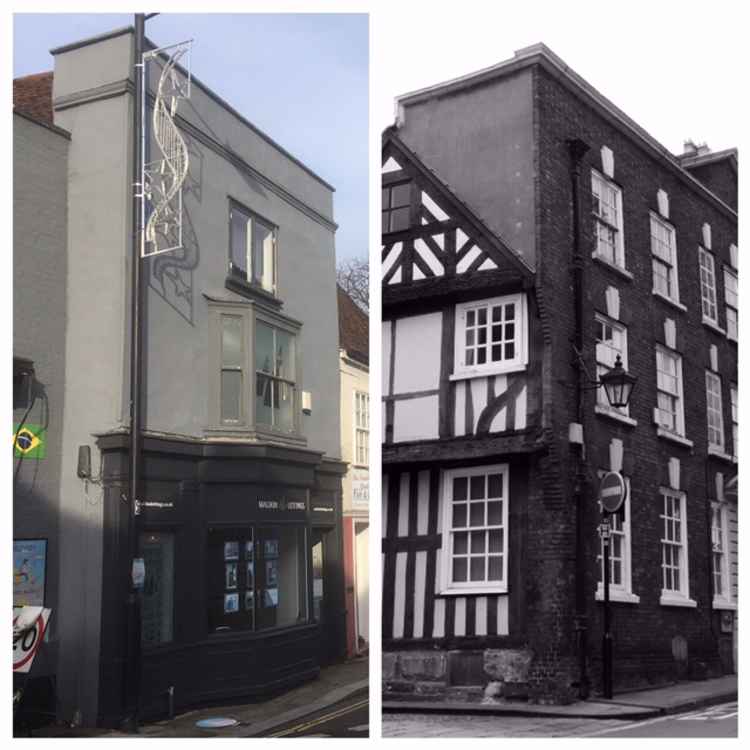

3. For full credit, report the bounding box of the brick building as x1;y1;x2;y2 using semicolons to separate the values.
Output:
381;44;737;702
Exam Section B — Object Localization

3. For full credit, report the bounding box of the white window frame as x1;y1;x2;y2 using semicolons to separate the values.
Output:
654;346;686;438
595;476;639;603
724;267;738;341
650;213;680;304
711;502;734;609
229;202;277;296
439;464;509;595
730;384;738;460
353;390;369;468
452;293;528;380
659;488;695;607
595;314;629;419
699;247;719;326
705;371;725;452
591;170;625;268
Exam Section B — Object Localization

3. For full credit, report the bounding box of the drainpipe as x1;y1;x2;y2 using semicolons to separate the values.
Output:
124;12;146;731
568;137;590;700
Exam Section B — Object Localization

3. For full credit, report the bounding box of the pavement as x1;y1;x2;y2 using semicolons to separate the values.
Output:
27;655;368;738
383;674;737;722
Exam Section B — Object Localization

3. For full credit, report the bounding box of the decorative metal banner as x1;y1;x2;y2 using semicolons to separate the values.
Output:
141;40;193;258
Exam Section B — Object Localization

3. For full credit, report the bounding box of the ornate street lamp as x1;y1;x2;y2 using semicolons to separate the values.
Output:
599;355;637;410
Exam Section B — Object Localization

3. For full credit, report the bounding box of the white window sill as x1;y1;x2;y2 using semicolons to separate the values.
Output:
655;428;694;448
437;586;508;597
702;317;726;336
595;587;640;604
712;598;737;611
450;363;527;381
708;445;734;462
592;253;633;280
652;289;687;312
595;405;637;427
660;594;697;608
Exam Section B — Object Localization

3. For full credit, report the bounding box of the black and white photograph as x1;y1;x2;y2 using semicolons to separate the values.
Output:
378;0;740;739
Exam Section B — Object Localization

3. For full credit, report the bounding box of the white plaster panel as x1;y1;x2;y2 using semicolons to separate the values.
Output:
475;596;488;636
454;597;467;637
497;596;509;635
422;191;449;221
413;265;425;281
413;551;427;639
388;266;402;285
478;257;498;270
456;228;469;249
457;245;481;273
515;384;528;430
454;381;467;437
470;377;486;433
415;238;445;276
490;406;507;433
382;156;402;173
393;395;440;442
433;597;446;638
393;552;407;638
393;313;442;393
382;242;402;278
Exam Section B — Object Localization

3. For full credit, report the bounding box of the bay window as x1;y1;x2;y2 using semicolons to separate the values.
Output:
255;321;297;433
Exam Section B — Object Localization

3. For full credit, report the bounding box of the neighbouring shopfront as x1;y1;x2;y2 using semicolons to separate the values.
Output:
95;433;346;725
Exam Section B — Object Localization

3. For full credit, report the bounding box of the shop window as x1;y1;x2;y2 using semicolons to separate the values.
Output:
311;532;325;623
140;532;175;647
229;202;276;295
650;213;679;303
255;321;297;432
591;170;624;268
439;464;509;594
453;293;528;378
382;182;411;234
208;526;307;633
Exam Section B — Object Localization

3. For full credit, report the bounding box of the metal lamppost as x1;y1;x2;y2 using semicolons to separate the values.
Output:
597;355;637;699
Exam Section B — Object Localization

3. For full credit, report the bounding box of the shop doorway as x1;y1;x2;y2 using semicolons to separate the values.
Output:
311;528;338;664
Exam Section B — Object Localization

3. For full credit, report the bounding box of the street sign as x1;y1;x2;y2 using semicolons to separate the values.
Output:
13;606;51;673
599;471;626;514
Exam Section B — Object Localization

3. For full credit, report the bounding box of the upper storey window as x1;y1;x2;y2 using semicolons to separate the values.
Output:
453;293;528;379
230;203;277;296
382;182;411;234
591;170;624;268
724;267;738;341
698;248;719;326
255;321;297;433
650;214;680;303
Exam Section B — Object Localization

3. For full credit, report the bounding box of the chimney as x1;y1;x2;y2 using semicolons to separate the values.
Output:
682;139;711;157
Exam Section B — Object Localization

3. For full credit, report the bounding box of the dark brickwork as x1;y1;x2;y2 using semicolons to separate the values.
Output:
534;65;737;693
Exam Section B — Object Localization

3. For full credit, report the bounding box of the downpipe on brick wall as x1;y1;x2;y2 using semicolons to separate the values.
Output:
568;137;591;701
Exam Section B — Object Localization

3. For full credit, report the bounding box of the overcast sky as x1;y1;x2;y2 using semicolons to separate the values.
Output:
372;0;745;158
13;12;369;263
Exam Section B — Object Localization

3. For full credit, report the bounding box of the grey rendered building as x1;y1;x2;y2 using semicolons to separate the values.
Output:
14;26;346;727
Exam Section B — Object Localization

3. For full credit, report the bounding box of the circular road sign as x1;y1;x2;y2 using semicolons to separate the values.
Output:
599;471;626;514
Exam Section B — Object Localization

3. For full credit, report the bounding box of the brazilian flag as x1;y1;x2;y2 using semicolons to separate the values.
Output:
13;424;46;459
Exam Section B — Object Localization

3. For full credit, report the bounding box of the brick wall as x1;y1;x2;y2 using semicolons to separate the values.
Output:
535;66;737;691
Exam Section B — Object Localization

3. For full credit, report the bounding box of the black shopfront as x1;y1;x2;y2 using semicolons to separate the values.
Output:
95;433;346;725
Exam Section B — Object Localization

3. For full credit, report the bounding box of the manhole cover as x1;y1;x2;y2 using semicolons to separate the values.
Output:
195;717;239;729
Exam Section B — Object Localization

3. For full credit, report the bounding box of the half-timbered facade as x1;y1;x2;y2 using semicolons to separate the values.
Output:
382;44;737;704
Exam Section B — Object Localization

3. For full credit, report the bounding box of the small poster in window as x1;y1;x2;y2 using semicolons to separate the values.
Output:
266;559;278;586
245;540;254;559
246;561;254;586
224;541;239;560
224;593;239;613
244;591;254;611
264;539;279;559
13;539;47;607
263;588;278;607
225;562;238;589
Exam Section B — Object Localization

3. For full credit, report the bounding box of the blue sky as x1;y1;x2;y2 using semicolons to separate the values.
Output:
13;12;369;263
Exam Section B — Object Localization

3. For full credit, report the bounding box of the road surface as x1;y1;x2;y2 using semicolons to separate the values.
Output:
382;701;737;738
263;691;369;738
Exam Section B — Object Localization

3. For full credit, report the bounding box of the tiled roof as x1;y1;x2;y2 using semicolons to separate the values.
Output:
338;286;369;366
13;72;54;125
